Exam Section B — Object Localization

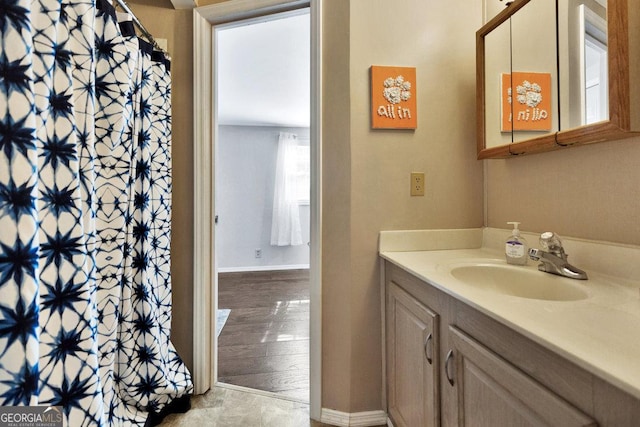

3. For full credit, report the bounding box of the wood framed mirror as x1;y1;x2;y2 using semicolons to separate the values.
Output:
477;0;640;159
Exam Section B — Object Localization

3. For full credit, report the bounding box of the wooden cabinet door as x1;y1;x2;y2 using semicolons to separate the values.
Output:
446;326;597;427
387;281;440;427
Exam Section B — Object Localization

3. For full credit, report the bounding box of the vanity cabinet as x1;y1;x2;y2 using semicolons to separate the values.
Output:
386;281;440;427
447;326;595;426
383;260;640;427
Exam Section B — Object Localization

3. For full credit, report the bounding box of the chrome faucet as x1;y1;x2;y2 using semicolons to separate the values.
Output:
528;232;588;280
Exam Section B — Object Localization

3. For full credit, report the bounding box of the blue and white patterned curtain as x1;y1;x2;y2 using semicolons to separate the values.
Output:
0;1;193;426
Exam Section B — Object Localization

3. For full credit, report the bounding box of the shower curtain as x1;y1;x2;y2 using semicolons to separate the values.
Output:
0;1;192;426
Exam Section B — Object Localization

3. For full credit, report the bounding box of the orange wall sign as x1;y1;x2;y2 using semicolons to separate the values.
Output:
371;66;417;129
501;72;552;132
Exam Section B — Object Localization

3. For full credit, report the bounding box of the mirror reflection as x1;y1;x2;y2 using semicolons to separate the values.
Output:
481;0;609;153
484;16;512;148
558;0;608;129
509;0;558;143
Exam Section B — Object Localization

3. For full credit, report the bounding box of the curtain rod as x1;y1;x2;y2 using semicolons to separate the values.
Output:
114;0;168;55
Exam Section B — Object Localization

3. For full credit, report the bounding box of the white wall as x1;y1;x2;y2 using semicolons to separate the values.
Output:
216;125;310;271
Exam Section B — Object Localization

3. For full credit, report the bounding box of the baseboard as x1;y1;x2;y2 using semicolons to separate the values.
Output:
218;264;310;273
320;408;388;427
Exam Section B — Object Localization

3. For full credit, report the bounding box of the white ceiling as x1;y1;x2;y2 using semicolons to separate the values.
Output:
216;10;310;127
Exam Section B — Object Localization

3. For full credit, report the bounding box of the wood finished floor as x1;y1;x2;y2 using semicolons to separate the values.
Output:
217;269;310;402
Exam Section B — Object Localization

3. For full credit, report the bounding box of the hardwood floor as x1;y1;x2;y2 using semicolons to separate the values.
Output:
217;269;310;402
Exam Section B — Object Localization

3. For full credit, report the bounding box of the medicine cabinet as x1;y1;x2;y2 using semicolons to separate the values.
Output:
477;0;640;159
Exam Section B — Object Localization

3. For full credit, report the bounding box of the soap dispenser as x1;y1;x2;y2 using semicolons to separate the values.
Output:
505;222;528;265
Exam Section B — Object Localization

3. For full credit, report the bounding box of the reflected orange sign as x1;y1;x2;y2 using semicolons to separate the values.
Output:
501;72;552;132
371;66;417;129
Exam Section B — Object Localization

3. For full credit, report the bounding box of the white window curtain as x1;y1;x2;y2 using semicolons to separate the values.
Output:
271;132;303;246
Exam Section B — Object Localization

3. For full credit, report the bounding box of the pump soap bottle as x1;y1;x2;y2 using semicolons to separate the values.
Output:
505;222;528;265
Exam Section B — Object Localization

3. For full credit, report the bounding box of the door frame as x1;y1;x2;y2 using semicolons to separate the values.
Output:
192;0;322;420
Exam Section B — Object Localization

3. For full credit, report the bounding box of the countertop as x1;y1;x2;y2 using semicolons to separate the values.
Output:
379;228;640;400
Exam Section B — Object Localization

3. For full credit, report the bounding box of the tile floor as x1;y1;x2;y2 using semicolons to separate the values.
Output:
158;386;334;427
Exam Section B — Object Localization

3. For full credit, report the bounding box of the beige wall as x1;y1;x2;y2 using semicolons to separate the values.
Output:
195;0;228;5
127;2;195;370
322;0;353;410
322;0;484;412
486;136;640;245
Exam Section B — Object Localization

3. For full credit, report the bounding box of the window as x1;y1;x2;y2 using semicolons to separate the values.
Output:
295;143;310;205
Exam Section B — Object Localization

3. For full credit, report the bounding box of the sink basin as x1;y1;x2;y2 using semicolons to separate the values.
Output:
449;263;589;301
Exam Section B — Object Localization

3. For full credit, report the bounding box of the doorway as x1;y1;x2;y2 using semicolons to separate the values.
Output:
192;1;321;418
214;9;311;399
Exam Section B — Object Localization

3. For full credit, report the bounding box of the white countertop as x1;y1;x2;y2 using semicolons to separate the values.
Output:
380;228;640;400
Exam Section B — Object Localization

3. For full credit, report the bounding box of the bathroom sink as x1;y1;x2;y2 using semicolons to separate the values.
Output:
449;264;589;301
